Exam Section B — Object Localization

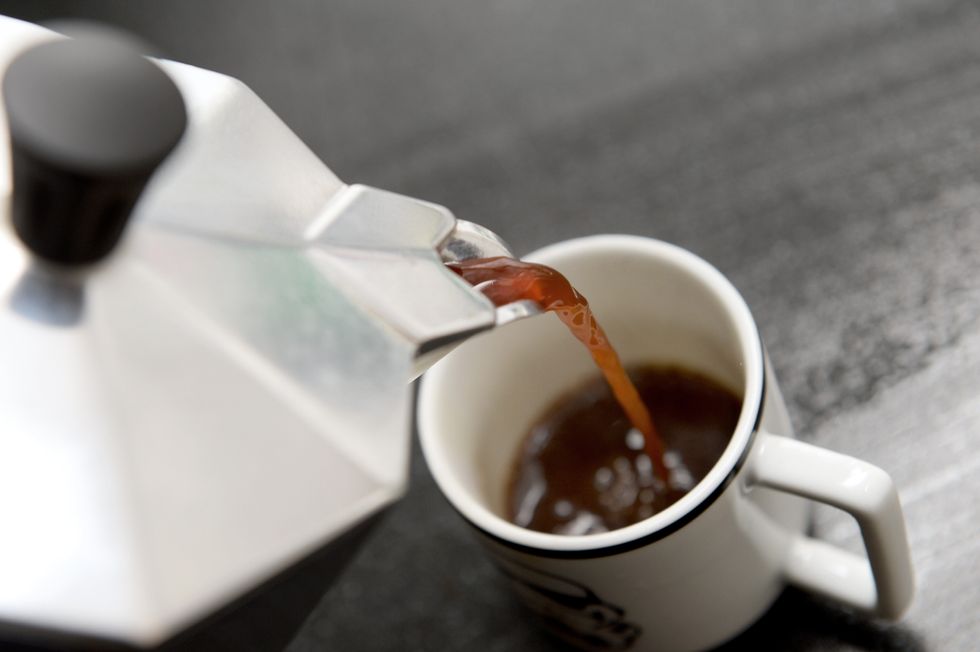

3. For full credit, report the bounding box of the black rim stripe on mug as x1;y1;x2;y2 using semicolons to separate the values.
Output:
449;346;767;560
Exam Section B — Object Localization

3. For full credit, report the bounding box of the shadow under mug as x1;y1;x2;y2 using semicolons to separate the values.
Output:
418;235;914;652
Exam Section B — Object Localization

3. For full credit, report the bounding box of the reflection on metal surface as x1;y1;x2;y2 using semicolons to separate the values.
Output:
440;219;514;262
8;266;84;327
309;185;497;360
136;59;345;247
496;299;542;326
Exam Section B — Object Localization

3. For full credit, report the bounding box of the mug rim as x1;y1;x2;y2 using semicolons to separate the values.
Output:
418;235;765;558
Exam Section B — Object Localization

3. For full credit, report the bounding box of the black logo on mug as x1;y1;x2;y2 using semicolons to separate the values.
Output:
494;556;640;650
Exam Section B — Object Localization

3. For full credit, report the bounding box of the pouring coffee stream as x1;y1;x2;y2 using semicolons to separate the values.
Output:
447;256;671;483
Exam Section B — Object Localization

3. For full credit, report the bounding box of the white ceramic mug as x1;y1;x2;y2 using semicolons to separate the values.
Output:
418;235;914;652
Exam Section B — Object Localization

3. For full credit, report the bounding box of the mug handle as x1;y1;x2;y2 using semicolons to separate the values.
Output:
746;432;915;619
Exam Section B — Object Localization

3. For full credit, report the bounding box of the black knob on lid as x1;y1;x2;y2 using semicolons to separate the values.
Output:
3;36;186;265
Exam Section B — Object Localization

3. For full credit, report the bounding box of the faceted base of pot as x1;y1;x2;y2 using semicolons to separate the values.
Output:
0;511;384;652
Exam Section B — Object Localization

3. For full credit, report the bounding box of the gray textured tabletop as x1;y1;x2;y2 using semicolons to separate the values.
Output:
2;1;977;650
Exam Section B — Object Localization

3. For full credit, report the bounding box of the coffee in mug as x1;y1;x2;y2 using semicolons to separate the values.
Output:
422;236;914;652
508;364;739;535
449;256;742;537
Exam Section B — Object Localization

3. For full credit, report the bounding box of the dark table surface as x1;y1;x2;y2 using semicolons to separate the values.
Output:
2;1;977;650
